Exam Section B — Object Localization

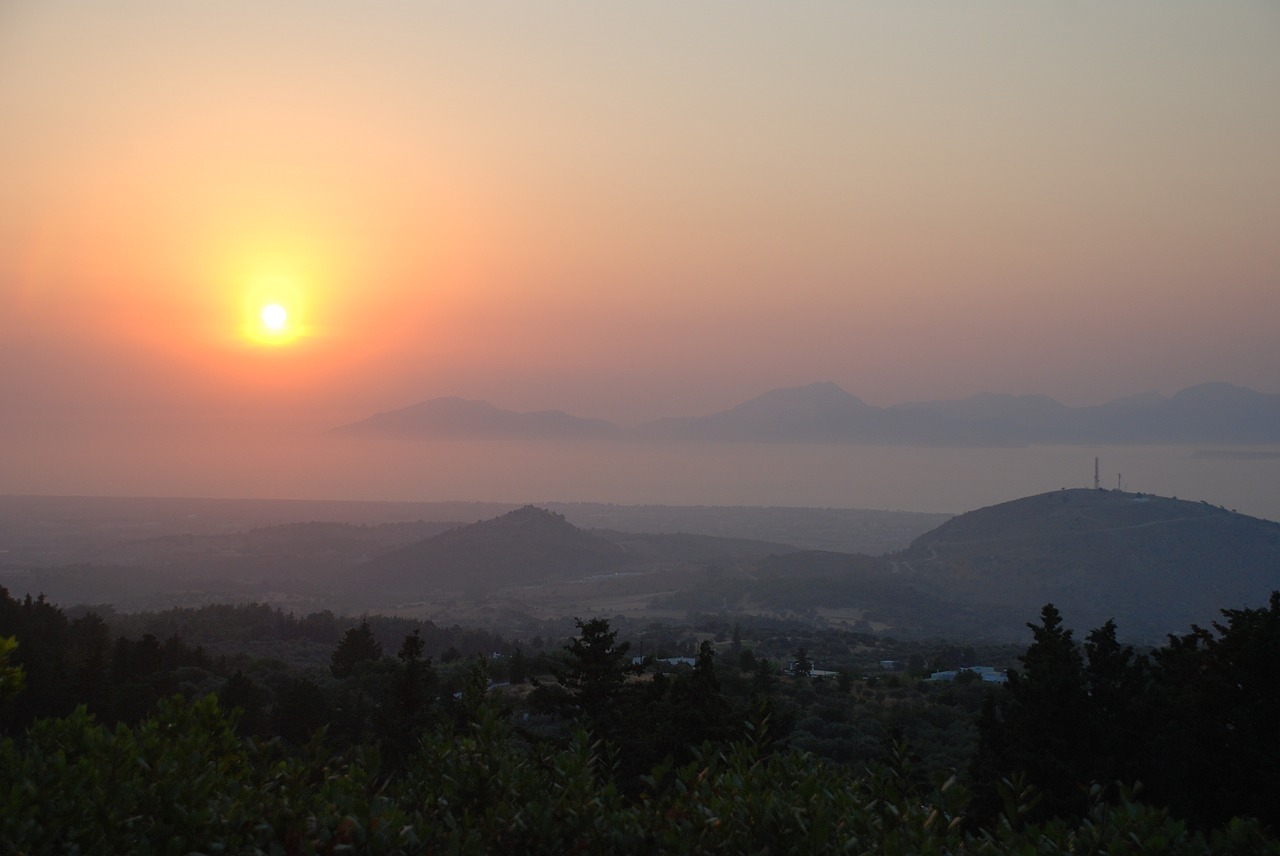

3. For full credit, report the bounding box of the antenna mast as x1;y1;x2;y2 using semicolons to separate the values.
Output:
1094;457;1100;490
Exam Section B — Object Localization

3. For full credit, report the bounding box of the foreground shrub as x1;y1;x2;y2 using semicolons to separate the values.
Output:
3;694;1276;854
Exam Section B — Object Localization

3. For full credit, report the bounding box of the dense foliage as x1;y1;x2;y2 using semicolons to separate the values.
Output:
973;593;1280;831
2;586;1279;852
6;691;1278;854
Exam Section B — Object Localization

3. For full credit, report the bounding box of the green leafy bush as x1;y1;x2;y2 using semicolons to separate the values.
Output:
5;692;1276;854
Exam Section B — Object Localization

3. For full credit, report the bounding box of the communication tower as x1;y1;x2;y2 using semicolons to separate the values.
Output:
1094;457;1100;490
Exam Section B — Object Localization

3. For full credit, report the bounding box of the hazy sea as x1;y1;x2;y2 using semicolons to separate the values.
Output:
5;431;1278;523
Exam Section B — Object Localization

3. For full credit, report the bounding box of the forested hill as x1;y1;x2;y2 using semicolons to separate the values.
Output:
900;489;1280;640
359;506;632;592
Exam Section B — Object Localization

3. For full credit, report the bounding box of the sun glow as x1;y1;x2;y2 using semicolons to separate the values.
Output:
236;266;311;346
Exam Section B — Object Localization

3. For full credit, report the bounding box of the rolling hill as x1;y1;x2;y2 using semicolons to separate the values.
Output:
358;505;632;594
898;488;1280;640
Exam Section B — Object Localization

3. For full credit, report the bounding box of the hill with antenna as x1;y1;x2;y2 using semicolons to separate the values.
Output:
897;488;1280;640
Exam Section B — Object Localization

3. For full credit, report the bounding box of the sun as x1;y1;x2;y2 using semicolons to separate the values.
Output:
239;271;306;346
261;303;288;332
252;301;295;343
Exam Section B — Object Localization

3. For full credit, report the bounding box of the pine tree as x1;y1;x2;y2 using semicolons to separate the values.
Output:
218;670;266;736
509;645;527;685
792;647;813;678
272;677;330;745
330;620;382;679
971;604;1091;823
0;637;23;703
673;640;731;745
391;630;434;724
1148;591;1280;828
1083;618;1147;787
555;617;638;733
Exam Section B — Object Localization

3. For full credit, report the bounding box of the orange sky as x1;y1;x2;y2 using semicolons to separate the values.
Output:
2;1;1279;443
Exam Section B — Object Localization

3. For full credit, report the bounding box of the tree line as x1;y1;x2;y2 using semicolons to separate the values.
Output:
971;593;1280;831
2;585;1279;851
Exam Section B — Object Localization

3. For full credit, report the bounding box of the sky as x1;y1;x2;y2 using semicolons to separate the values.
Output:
2;2;1279;508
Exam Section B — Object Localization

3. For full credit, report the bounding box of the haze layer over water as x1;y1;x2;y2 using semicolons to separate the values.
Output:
5;430;1276;523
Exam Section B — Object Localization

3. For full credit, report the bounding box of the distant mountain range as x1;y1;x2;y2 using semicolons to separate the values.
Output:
334;382;1280;446
332;397;619;440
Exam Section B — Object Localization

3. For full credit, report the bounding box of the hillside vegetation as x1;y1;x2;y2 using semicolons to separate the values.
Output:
2;589;1278;853
903;489;1280;639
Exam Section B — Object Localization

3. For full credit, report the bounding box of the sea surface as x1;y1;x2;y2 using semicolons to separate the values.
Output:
4;429;1277;522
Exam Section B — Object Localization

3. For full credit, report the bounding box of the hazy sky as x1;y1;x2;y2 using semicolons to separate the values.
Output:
3;1;1278;437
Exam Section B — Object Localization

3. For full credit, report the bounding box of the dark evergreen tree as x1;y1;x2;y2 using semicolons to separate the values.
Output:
218;670;267;736
1146;591;1280;829
555;617;640;734
972;598;1280;830
1082;618;1148;787
298;610;341;644
272;677;330;745
330;620;382;678
970;604;1090;823
133;633;164;677
667;641;732;750
107;634;167;724
508;645;527;685
68;612;111;716
1;592;73;729
750;656;776;698
791;647;812;678
385;630;436;762
0;637;23;703
836;669;853;694
395;630;430;699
